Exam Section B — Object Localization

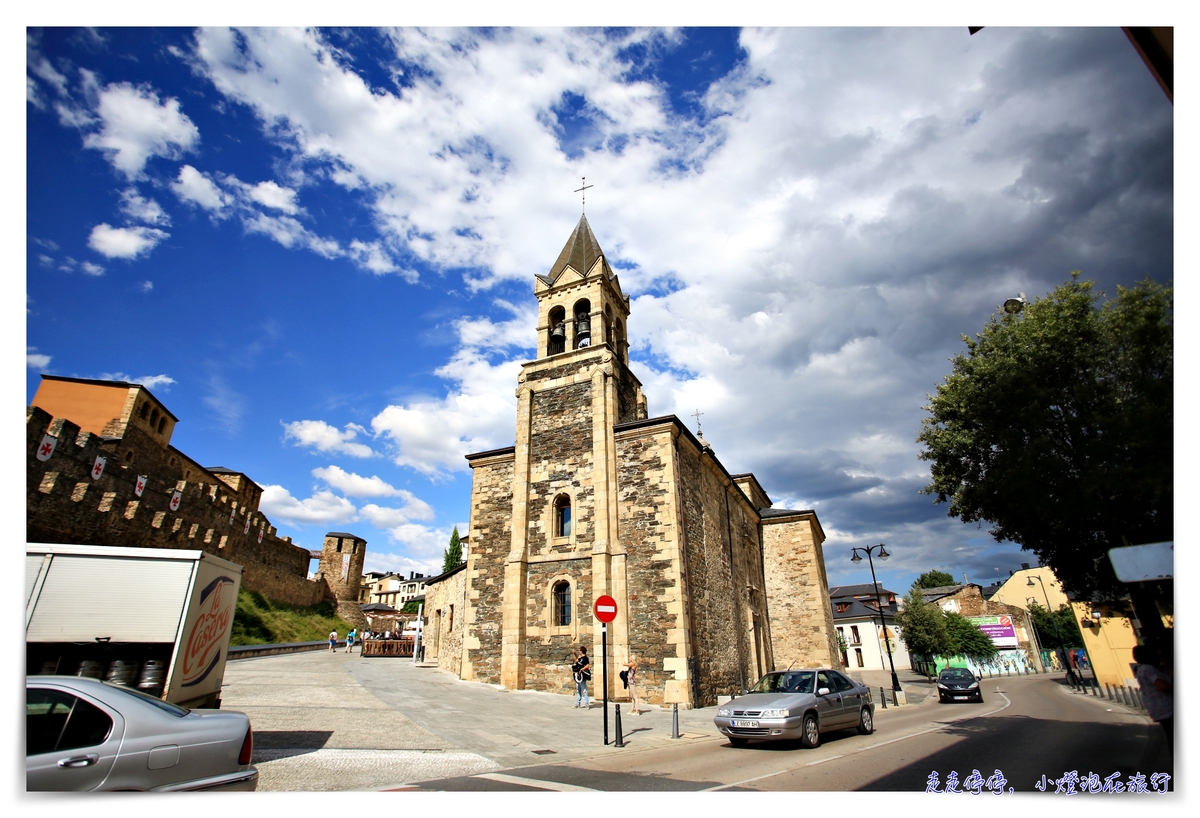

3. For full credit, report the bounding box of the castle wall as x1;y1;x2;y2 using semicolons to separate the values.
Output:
424;566;467;676
762;513;840;669
27;405;330;608
463;451;515;683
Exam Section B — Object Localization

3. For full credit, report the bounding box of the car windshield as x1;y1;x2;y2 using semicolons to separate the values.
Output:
749;671;815;694
939;668;975;681
101;682;190;717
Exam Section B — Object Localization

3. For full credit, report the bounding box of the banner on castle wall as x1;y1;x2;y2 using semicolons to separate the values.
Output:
135;475;147;496
257;526;264;543
36;434;56;461
243;516;251;534
169;490;182;512
229;507;237;525
968;615;1018;647
341;554;351;581
91;456;106;480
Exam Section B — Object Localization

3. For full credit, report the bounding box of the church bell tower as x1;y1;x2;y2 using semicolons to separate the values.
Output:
498;214;648;689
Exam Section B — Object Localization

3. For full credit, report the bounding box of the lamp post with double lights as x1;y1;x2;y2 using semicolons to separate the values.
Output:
850;544;901;693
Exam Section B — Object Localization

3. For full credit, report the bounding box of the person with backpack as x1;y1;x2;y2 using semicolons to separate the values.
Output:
572;646;591;708
345;628;356;652
623;656;643;715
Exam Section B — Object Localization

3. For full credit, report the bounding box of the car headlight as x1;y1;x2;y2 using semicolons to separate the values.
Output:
718;708;731;716
967;682;979;689
760;709;789;718
937;683;948;689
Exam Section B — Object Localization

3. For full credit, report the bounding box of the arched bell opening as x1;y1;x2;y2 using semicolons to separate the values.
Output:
573;299;592;349
548;306;566;355
604;305;614;350
615;318;627;363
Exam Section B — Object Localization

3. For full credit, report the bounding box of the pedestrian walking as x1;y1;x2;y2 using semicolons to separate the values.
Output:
572;646;591;708
1133;644;1173;756
328;630;338;652
624;656;643;714
345;628;356;652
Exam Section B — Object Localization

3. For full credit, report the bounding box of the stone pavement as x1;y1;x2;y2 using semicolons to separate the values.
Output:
221;649;722;791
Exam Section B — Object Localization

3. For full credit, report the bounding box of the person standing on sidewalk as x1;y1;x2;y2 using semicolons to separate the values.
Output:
1133;644;1173;756
328;630;338;652
624;657;643;714
572;646;591;708
345;628;356;652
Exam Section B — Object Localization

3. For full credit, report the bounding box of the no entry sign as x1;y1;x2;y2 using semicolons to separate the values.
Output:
594;595;618;623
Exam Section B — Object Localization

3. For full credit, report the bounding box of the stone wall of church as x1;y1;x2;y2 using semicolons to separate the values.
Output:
615;426;685;706
528;381;594;556
463;453;514;684
763;515;841;670
523;557;592;694
614;358;643;424
424;566;467;677
672;435;770;705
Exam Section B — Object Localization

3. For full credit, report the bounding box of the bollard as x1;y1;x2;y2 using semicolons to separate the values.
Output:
1134;689;1145;711
1120;686;1131;707
880;686;888;709
1104;683;1112;700
671;703;680;739
614;704;625;747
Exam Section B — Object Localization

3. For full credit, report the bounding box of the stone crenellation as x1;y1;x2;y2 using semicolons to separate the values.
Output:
27;402;365;610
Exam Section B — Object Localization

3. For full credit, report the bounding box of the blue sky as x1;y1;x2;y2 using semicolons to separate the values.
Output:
24;25;1174;594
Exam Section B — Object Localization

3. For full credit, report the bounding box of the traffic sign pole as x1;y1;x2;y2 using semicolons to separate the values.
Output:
593;595;618;747
602;622;609;746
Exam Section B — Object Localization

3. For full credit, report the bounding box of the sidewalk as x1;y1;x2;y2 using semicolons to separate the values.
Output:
845;668;936;706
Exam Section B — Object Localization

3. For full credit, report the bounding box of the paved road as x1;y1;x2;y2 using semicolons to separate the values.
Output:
221;650;1169;792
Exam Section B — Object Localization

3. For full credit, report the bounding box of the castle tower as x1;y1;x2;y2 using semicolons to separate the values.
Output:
318;531;368;629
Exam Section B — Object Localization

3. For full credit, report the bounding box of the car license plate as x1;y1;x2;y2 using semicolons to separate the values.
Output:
955;695;968;700
731;719;759;728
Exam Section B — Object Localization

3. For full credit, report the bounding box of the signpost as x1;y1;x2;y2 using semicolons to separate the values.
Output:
594;595;617;745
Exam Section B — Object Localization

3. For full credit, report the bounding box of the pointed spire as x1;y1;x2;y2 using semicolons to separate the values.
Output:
543;214;611;283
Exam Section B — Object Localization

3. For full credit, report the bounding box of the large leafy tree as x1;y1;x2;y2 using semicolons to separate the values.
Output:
918;274;1172;603
944;613;999;662
895;592;951;660
1027;601;1084;650
911;570;956;591
442;526;463;574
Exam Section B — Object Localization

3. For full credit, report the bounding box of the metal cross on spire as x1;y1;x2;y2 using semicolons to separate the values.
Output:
692;409;704;434
574;177;594;212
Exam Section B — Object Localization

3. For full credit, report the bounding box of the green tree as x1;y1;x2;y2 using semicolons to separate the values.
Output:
895;591;951;660
944;612;999;662
910;570;955;591
917;274;1172;601
1027;601;1084;650
400;600;422;614
442;526;463;574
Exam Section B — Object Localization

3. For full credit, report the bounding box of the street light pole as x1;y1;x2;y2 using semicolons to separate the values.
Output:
851;544;901;692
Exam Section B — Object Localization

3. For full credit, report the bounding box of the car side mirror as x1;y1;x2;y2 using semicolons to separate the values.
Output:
817;687;831;696
976;674;982;681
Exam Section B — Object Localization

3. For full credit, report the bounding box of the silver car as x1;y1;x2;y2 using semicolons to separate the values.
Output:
26;676;258;791
714;668;875;748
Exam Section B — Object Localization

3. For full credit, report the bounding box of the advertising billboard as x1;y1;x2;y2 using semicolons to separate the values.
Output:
968;614;1018;647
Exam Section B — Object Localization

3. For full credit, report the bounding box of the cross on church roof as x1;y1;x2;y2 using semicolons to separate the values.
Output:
692;409;704;434
574;177;593;212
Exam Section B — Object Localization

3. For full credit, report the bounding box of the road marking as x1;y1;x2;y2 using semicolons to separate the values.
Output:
703;693;1013;792
474;772;599;791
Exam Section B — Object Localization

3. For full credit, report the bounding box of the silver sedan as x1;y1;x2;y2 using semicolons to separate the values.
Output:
26;676;258;791
713;668;875;748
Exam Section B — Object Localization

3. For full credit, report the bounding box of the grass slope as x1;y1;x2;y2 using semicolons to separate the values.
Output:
231;589;356;646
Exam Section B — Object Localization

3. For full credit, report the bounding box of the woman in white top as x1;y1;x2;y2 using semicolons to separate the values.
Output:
624;657;643;715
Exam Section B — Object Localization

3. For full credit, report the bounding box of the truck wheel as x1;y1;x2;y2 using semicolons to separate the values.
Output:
857;707;874;735
800;713;820;748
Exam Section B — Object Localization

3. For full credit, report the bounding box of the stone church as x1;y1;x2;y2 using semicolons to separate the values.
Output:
426;215;839;708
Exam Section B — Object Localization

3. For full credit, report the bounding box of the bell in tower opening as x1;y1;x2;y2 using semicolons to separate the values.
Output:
548;306;566;355
574;299;591;348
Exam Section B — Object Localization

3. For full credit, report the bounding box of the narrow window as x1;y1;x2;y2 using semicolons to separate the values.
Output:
553;581;572;626
157;417;166;434
850;625;860;644
554;495;571;537
855;648;864;668
150;409;159;426
449;604;454;630
139;402;149;420
548;306;566;355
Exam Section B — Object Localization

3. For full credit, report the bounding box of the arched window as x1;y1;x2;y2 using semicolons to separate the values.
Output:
548;306;566;355
574;300;592;349
157;417;166;434
554;494;572;538
553;581;572;626
139;402;149;420
150;409;159;426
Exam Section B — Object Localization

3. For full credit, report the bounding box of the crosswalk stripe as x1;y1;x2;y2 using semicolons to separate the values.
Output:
474;772;600;791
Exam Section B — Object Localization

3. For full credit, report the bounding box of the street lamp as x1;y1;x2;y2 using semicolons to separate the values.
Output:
850;544;901;692
1003;293;1028;314
1027;575;1063;650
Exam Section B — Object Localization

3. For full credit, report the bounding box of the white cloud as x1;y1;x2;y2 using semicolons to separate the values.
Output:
27;347;51;370
87;223;168;259
203;374;245;429
260;485;358;525
172;165;229;212
80;261;105;276
348;239;402;277
283;419;375;458
81;82;199;179
99;372;176;391
247;180;300;214
141;281;154;292
119;188;171;226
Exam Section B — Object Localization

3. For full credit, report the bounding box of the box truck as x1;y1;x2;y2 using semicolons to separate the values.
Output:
26;543;242;709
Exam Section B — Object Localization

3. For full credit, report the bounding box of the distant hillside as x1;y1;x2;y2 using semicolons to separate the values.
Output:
231;589;357;646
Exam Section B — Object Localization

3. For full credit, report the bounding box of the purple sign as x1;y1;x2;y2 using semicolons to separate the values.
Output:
968;615;1018;647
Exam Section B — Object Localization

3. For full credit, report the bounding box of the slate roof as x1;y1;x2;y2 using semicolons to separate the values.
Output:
537;214;615;286
919;584;975;603
361;603;398;613
830;582;899;621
